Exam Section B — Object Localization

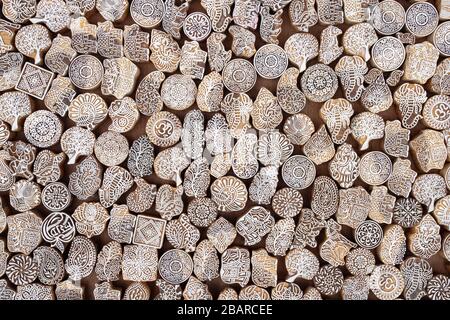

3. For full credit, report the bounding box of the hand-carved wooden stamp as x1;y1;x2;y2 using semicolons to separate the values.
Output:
45;35;76;76
15;62;54;100
259;7;283;44
316;0;344;25
44;76;76;117
68;55;103;90
233;0;261;30
371;0;405;35
130;0;164;28
371;36;405;72
304;125;335;165
329;143;360;188
97;21;124;59
255;44;289;79
319;26;343;65
102;57;139;99
343;23;378;61
410;129;447;172
15;24;51;65
301;63;338;102
70;17;97;54
359;151;392;186
403;41;439;85
405;2;439;37
229;25;257;58
350;111;385;150
284;33;318;72
180;41;207;79
412;174;446;212
124;24;150;63
162;0;189;39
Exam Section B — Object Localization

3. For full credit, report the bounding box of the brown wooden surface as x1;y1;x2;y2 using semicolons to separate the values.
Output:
1;0;449;300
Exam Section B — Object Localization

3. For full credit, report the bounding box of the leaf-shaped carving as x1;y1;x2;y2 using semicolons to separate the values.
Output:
69;156;102;200
65;236;97;281
378;225;406;265
277;67;306;114
166;214;200;252
303;125;335;165
127;135;154;178
251;87;283;131
181;109;205;160
197;71;223;112
205;113;232;155
193;240;220;282
95;241;122;282
183;157;210;198
311;176;339;220
33;246;65;285
265;218;295;256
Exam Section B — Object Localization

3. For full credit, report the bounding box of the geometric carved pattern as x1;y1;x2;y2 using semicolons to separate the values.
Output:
132;215;166;249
